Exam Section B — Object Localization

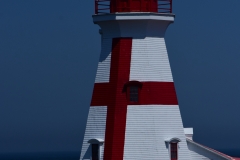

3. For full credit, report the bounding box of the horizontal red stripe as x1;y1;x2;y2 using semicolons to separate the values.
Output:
91;82;178;106
139;82;178;105
90;83;109;106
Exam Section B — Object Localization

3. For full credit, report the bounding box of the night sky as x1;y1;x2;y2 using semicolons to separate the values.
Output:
1;0;240;159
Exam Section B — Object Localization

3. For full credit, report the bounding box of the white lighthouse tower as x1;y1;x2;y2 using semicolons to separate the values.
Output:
80;0;191;159
79;0;240;160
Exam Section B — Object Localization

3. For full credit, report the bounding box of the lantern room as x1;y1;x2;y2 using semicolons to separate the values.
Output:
110;0;158;12
95;0;172;14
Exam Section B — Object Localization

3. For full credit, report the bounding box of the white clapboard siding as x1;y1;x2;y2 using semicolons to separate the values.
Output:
95;38;112;83
124;105;191;160
80;106;107;160
187;139;231;160
130;37;173;82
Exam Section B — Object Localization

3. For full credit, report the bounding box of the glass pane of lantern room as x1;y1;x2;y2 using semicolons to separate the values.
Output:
142;0;149;12
119;0;129;12
130;0;141;12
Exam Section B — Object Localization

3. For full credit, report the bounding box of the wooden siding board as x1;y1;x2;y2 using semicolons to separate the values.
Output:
130;37;173;82
124;105;191;160
95;38;112;83
80;106;107;160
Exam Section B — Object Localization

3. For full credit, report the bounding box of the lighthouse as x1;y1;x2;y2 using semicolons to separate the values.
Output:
80;0;239;160
80;0;191;159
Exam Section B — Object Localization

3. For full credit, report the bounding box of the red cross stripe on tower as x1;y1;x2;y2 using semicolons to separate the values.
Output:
90;38;178;160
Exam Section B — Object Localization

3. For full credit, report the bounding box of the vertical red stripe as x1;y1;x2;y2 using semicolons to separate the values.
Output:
103;38;132;160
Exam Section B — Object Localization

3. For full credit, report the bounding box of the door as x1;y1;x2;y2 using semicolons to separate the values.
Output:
171;143;178;160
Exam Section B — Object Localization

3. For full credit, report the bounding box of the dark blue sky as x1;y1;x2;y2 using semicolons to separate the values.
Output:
0;0;240;158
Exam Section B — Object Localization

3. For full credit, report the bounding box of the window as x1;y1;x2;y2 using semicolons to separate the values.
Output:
129;86;139;102
92;144;99;160
165;137;180;160
123;81;142;104
171;143;178;160
88;138;103;160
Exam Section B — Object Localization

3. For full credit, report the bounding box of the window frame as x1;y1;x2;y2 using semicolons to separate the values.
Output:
88;138;104;160
170;142;178;160
91;144;99;160
123;81;142;104
128;85;140;103
165;137;181;160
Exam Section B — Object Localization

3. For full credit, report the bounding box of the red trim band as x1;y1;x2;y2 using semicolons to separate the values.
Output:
91;82;178;106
